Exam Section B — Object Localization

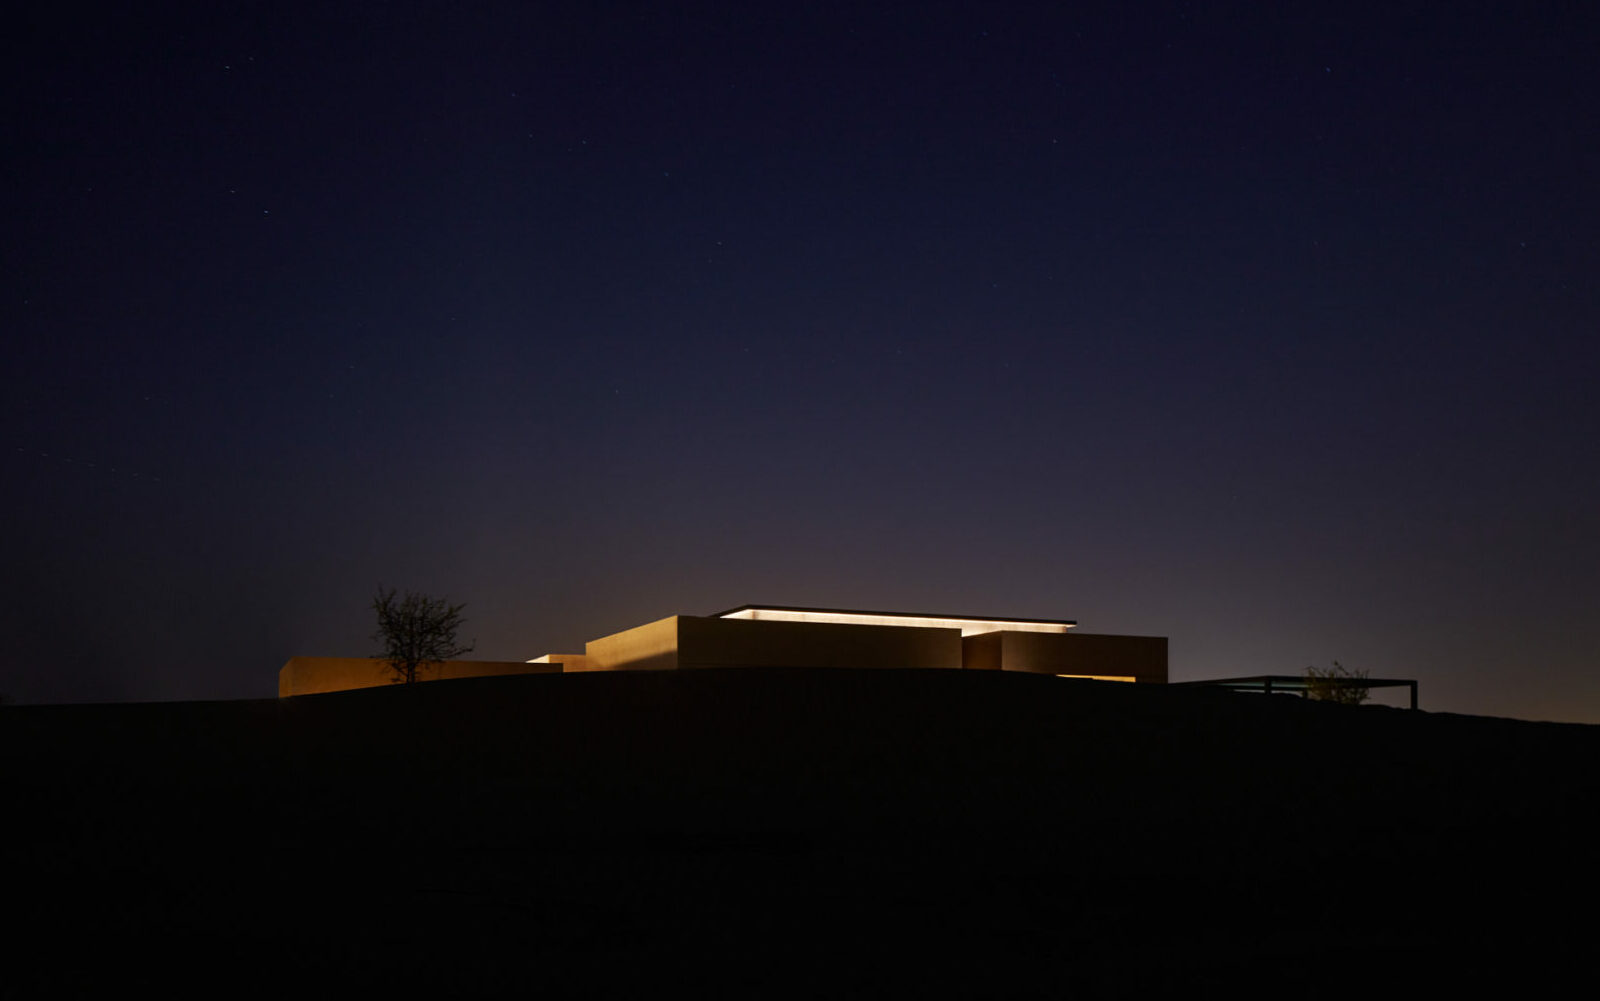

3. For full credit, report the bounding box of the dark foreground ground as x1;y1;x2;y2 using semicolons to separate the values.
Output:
5;669;1597;994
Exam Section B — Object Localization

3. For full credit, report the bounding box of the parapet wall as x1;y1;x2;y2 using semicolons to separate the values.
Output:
679;615;963;670
582;615;964;672
962;631;1168;683
279;658;560;697
583;616;684;672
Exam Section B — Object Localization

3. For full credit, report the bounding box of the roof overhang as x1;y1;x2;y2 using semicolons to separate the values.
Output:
712;604;1076;637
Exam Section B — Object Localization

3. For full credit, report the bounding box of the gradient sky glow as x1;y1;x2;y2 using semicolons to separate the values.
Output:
5;1;1597;721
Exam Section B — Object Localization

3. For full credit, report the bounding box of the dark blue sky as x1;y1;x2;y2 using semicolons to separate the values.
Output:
6;1;1597;720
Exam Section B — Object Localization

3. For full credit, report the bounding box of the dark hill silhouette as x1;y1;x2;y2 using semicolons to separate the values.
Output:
5;669;1596;992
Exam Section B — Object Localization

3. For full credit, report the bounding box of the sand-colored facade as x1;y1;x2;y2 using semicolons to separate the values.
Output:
278;657;560;697
574;614;965;673
279;605;1167;696
962;629;1169;682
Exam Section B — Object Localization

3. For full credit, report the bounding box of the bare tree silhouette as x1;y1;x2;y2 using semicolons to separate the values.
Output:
372;587;475;685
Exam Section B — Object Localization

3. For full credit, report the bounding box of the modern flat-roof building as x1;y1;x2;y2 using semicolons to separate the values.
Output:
279;604;1167;697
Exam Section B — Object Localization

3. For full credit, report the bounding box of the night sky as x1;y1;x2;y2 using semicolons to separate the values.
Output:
6;2;1597;721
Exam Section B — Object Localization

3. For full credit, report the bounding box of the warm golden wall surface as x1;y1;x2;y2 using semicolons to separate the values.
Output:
528;653;591;670
278;658;560;697
680;616;963;671
583;617;684;672
582;616;964;672
961;631;1168;683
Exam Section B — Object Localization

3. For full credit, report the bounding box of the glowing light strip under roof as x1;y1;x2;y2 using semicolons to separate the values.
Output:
718;607;1074;636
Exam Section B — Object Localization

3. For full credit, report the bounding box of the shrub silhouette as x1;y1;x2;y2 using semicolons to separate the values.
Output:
1304;661;1369;705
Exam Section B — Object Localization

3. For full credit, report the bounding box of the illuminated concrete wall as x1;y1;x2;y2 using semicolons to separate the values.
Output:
961;631;1168;683
528;653;592;671
582;615;964;672
278;657;560;697
682;615;962;670
583;617;683;672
